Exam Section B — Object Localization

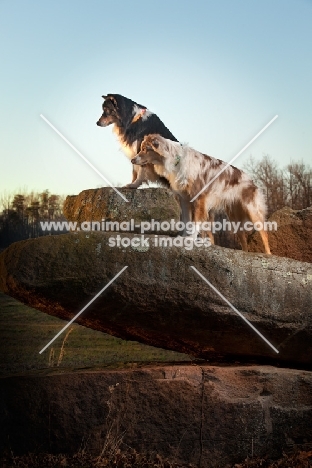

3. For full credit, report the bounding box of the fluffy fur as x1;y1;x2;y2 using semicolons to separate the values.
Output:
96;94;178;189
97;94;195;233
132;135;271;254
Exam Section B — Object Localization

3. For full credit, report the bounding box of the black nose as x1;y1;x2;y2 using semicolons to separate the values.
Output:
96;121;100;126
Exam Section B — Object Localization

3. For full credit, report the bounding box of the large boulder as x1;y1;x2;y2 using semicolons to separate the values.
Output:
0;231;311;365
63;187;180;233
1;365;312;466
248;206;312;262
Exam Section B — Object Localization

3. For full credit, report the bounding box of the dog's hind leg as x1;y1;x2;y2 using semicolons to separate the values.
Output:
240;199;271;255
246;209;271;254
227;204;249;252
237;230;248;252
258;229;271;255
201;210;214;244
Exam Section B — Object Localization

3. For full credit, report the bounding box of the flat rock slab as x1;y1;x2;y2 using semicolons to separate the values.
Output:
0;232;311;365
1;365;312;466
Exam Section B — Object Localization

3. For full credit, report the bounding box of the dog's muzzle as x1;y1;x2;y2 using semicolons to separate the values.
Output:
132;156;147;166
96;116;109;127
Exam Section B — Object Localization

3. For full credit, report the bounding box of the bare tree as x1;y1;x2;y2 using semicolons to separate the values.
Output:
0;190;14;212
244;154;312;215
244;155;286;215
284;162;311;210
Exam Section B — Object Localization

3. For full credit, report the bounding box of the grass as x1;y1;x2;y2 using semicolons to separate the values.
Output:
0;291;190;376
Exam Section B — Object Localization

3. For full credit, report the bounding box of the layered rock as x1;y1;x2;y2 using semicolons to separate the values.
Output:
1;365;311;466
0;230;311;365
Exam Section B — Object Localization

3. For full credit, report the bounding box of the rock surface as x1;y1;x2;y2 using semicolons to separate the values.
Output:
248;206;312;262
63;188;312;263
1;365;311;466
0;232;311;365
63;187;180;233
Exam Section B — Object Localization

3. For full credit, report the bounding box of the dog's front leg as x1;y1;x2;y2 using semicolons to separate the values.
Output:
124;165;144;189
176;193;192;236
189;196;208;240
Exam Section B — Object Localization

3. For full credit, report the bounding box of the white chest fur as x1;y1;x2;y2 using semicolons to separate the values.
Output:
113;125;137;160
121;141;137;160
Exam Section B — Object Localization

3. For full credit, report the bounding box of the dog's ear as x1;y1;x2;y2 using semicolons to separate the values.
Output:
102;95;118;107
151;138;159;149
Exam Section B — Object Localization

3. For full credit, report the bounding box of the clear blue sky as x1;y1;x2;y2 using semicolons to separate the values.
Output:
1;0;311;196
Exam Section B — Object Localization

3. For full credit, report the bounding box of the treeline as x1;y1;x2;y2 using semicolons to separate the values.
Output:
0;190;66;249
243;155;311;216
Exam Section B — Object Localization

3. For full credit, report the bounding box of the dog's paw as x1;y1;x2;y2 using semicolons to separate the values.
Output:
176;233;199;240
123;183;141;189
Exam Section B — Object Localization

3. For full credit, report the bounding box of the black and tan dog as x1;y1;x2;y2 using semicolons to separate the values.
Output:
96;94;178;189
